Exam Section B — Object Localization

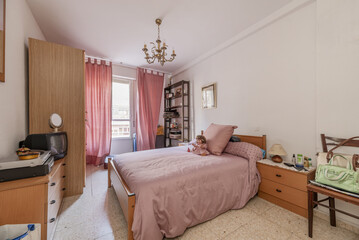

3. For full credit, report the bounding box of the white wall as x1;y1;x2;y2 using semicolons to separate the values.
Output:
316;0;359;145
316;0;359;226
175;1;317;161
0;0;45;159
174;0;359;227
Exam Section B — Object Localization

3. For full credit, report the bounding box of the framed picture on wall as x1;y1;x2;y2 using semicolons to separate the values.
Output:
202;83;217;109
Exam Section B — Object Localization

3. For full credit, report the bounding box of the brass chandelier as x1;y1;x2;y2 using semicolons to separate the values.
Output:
142;19;176;66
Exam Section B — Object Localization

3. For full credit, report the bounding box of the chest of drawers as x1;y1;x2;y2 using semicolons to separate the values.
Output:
257;160;315;218
0;159;66;240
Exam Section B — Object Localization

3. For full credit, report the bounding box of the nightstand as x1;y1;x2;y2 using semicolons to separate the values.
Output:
257;159;315;218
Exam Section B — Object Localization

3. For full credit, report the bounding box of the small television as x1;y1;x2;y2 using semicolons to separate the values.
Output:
21;132;68;160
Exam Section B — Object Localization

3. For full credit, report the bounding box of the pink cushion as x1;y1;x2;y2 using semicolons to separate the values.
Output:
203;123;238;155
224;142;263;161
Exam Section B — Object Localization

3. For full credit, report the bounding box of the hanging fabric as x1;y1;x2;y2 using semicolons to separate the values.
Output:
136;68;164;150
85;58;112;165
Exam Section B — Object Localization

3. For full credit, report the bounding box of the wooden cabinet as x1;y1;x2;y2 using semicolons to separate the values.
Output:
28;38;86;196
0;159;66;240
257;160;315;218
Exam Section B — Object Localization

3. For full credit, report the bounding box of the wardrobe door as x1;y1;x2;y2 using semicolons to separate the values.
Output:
29;38;85;196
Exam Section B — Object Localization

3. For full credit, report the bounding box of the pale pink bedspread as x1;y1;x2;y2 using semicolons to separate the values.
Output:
113;146;260;240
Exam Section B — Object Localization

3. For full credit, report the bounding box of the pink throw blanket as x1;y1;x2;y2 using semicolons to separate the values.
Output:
113;146;260;240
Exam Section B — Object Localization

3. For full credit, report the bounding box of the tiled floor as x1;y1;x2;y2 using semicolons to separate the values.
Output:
53;165;359;240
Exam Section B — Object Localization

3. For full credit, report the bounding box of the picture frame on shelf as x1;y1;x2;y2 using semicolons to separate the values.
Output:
175;88;182;97
202;83;217;109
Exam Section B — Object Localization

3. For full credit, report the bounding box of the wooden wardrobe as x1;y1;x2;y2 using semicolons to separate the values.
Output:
28;38;86;196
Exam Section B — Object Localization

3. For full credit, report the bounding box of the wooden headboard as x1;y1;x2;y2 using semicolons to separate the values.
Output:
233;134;267;152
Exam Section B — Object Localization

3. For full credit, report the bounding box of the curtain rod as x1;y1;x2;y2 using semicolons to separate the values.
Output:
85;55;172;75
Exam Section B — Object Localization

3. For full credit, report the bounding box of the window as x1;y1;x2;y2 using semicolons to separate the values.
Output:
112;78;131;138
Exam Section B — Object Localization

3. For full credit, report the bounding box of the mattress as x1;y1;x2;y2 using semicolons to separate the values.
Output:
113;146;260;240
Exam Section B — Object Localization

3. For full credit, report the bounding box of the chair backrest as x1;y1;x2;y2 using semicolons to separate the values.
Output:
321;134;359;152
321;134;359;170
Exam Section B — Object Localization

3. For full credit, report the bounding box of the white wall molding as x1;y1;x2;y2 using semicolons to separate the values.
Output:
172;0;315;76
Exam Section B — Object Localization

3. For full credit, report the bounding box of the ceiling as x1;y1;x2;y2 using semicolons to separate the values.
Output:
27;0;292;73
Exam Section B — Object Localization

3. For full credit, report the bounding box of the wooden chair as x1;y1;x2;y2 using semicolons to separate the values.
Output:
307;134;359;238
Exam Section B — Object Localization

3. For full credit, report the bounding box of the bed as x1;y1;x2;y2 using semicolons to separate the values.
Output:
108;134;266;240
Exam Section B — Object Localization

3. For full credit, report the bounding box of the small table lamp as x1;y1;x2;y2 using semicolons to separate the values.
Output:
268;144;287;163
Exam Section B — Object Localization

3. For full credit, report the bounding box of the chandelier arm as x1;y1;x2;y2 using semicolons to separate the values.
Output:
162;47;175;62
163;54;175;62
150;45;156;56
146;56;156;64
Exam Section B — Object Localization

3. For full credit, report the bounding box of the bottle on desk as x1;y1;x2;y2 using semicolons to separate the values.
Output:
292;154;296;165
296;154;304;168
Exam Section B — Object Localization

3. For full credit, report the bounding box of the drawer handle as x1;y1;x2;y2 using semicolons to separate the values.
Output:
62;188;66;191
49;218;56;223
50;182;56;186
275;174;282;177
62;163;66;166
276;189;282;193
62;176;66;178
50;200;56;205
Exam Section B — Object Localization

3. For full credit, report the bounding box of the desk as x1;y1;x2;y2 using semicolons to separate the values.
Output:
307;183;359;238
0;159;65;240
257;160;315;217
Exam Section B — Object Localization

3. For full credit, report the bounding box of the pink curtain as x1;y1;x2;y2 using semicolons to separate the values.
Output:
85;59;112;165
136;68;164;151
